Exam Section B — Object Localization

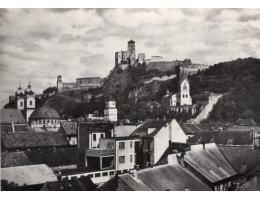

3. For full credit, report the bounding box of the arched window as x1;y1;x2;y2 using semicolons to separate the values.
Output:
183;94;185;98
183;84;187;90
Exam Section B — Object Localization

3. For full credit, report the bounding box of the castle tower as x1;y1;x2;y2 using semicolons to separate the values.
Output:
57;75;63;93
15;82;25;110
104;96;118;123
127;40;136;66
179;69;192;106
24;81;35;122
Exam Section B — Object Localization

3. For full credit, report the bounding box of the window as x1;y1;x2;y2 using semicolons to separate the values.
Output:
130;141;133;148
95;173;101;177
93;134;96;141
119;142;125;150
130;155;133;163
109;171;114;175
20;101;23;107
183;94;185;98
29;100;32;106
186;94;188;98
119;156;125;164
102;172;108;176
101;134;104;138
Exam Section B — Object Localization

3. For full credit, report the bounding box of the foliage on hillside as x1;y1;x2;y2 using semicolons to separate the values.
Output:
191;57;260;123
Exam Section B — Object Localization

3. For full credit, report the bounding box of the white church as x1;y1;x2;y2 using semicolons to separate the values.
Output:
161;68;194;113
15;82;36;122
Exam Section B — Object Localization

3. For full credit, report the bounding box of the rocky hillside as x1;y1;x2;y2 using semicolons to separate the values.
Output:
6;57;259;123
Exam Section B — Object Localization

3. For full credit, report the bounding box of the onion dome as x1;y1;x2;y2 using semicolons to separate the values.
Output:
15;86;24;96
29;105;61;120
25;82;34;95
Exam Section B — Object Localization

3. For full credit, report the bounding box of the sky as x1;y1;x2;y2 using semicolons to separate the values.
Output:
0;8;260;107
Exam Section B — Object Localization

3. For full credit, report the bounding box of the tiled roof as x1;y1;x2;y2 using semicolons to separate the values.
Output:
1;151;32;168
184;143;237;183
41;176;96;191
134;163;211;191
114;125;138;137
25;147;85;167
1;164;57;186
1;132;68;149
181;123;211;134
0;109;26;124
118;174;151;191
30;105;60;120
60;121;77;135
219;146;260;174
187;130;253;145
130;119;167;137
1;124;33;133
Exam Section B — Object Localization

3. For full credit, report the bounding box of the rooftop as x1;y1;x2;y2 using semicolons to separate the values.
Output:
184;143;237;183
219;146;260;174
1;132;68;149
0;109;26;124
130;119;167;137
119;162;211;191
29;105;61;120
1;151;32;168
1;164;57;186
60;121;77;135
41;176;96;191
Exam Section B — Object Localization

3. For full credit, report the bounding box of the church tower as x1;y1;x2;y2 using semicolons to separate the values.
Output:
57;75;63;93
127;40;136;66
24;81;35;122
104;96;118;123
15;82;25;110
179;69;192;106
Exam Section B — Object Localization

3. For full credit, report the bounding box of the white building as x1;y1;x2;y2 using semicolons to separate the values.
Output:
104;97;118;123
15;82;36;122
29;105;61;132
161;68;193;113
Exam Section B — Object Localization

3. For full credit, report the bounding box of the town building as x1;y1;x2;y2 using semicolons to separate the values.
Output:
59;121;78;146
57;75;101;93
161;68;194;114
104;96;118;123
0;109;33;134
29;105;61;132
78;121;115;151
130;118;189;168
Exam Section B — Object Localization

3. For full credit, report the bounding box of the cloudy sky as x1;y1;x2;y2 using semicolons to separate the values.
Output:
0;8;260;107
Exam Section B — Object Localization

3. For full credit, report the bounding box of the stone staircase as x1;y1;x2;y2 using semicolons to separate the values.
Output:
190;93;223;124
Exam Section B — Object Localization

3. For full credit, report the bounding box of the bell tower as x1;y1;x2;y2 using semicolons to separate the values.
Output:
24;81;35;121
16;81;24;110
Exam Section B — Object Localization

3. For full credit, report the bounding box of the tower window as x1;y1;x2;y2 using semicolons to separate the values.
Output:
93;134;96;141
29;100;32;106
20;101;23;107
183;94;185;98
186;94;188;98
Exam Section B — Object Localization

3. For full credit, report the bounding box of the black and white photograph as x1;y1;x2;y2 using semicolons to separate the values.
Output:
0;2;260;192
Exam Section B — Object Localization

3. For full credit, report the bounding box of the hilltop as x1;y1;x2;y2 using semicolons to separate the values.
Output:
5;57;260;123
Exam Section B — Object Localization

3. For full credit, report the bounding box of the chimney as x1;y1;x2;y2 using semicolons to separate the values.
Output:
202;143;205;150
